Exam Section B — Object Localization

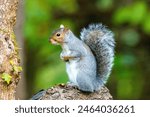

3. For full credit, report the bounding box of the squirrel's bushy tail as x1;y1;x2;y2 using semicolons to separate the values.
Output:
80;23;115;84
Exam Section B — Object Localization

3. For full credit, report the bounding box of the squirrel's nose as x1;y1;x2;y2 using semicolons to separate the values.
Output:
49;37;53;43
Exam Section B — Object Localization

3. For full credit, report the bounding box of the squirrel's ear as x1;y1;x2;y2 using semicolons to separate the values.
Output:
60;24;64;28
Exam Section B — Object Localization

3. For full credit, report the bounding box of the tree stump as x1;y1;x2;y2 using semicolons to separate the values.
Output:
31;84;113;100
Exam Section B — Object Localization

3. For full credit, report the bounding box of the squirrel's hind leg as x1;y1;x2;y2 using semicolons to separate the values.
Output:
76;73;95;92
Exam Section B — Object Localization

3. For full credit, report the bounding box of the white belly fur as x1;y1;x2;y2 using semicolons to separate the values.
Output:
66;61;78;85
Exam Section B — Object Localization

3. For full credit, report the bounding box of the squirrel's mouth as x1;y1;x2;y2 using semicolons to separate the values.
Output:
50;38;61;45
49;38;66;45
50;38;59;45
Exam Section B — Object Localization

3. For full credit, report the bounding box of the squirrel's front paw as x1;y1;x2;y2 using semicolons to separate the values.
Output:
60;53;69;62
60;56;69;62
60;54;71;62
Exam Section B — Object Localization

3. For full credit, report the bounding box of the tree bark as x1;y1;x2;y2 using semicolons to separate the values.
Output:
0;0;20;100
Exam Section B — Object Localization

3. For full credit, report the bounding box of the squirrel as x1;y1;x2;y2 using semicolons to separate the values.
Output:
50;23;115;92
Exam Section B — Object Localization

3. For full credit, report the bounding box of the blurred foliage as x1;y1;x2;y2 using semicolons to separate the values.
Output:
24;0;150;99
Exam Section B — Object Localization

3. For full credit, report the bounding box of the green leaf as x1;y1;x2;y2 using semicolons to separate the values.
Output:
142;14;150;34
130;1;147;25
96;0;113;11
113;6;130;25
9;60;14;65
48;0;78;14
13;66;23;73
1;73;12;84
113;1;147;25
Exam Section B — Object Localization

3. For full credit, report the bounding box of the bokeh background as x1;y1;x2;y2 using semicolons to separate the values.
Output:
15;0;150;99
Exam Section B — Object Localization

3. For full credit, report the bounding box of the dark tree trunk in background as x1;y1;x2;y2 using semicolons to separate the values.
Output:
15;0;27;100
0;0;21;99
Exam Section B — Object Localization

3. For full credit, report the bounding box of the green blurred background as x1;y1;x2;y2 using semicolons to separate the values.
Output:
19;0;150;99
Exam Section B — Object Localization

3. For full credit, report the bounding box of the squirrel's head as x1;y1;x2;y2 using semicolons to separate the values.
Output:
50;24;69;45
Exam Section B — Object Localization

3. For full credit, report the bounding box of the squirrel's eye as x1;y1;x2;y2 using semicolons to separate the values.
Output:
56;33;60;37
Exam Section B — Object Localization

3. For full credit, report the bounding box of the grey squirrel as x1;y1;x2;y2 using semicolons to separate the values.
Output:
50;23;115;92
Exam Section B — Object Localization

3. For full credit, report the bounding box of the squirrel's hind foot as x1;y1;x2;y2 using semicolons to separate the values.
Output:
66;82;78;89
